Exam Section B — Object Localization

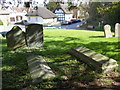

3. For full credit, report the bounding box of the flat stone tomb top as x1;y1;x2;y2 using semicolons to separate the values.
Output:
69;46;118;73
27;55;55;84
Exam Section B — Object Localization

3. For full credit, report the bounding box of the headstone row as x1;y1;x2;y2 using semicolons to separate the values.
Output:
104;23;120;38
6;24;44;50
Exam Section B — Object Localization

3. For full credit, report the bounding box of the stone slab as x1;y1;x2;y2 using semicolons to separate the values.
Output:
69;46;118;73
27;55;55;84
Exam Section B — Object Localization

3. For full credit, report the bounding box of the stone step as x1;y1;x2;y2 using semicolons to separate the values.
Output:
69;46;118;73
27;55;55;84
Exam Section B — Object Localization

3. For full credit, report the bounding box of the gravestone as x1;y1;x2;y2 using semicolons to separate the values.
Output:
6;26;26;50
104;25;113;38
0;34;2;37
69;46;118;73
27;55;55;84
26;24;44;47
115;23;120;37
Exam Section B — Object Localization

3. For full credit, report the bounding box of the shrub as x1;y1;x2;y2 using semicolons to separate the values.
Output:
0;19;3;25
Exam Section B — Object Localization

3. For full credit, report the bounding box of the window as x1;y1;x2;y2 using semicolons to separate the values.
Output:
16;16;22;21
10;17;15;22
55;9;65;21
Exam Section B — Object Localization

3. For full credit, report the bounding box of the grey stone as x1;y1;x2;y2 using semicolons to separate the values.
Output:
115;23;120;37
6;26;26;50
104;25;113;38
26;24;44;47
69;46;118;73
27;55;55;84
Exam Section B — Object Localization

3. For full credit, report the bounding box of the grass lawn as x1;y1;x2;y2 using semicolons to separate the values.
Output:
2;28;120;89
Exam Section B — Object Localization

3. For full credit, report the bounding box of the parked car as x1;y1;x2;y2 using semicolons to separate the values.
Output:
61;20;71;25
14;20;29;25
70;19;77;23
0;32;7;37
76;19;81;22
70;19;81;23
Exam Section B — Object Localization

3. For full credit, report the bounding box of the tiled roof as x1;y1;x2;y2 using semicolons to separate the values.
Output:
0;7;28;15
10;7;28;12
26;7;57;19
54;4;72;14
0;10;9;15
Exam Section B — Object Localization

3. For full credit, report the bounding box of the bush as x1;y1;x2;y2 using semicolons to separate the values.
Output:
0;19;3;25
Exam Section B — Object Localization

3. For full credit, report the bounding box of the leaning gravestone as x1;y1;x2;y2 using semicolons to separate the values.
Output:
115;23;120;37
6;26;26;50
26;24;43;47
104;25;113;38
27;55;55;84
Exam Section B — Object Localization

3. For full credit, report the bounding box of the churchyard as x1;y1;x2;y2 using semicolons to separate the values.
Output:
1;24;120;89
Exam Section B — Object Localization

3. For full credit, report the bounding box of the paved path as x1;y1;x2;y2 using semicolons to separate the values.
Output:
60;21;86;30
0;21;86;37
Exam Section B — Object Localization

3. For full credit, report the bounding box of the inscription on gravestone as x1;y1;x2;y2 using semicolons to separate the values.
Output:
115;23;120;37
6;26;26;50
26;24;44;47
104;25;113;38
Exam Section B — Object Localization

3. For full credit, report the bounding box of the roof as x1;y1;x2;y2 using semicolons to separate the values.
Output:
0;10;9;15
26;7;57;19
0;7;28;15
9;7;28;13
54;4;72;14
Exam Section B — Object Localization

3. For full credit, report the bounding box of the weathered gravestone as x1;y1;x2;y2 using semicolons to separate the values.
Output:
104;25;113;38
6;26;26;50
27;55;55;84
26;24;43;47
69;46;118;73
115;23;120;37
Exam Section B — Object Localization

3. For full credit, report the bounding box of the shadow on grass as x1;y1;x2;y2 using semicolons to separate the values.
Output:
89;36;105;38
2;37;120;89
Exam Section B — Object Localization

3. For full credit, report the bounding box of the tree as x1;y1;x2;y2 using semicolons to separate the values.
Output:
88;2;120;27
0;19;3;25
77;2;89;18
46;0;63;11
88;2;104;21
98;2;120;25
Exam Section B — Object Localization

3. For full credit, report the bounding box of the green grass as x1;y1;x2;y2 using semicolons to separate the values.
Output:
2;29;120;89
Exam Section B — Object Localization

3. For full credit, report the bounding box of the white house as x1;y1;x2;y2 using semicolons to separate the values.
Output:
0;7;27;24
8;7;27;23
53;4;73;21
26;7;57;24
0;9;10;26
